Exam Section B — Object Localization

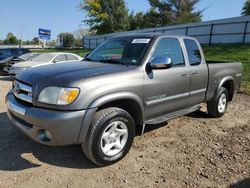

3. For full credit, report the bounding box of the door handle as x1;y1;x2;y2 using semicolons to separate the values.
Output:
192;71;198;75
181;72;188;77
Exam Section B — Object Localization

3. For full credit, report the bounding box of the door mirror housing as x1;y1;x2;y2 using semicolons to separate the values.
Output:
53;59;59;63
150;56;172;69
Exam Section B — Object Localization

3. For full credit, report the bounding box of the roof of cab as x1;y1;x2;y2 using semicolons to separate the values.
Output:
110;33;195;40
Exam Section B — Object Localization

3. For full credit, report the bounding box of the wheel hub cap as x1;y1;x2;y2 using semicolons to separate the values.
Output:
218;93;227;113
101;121;128;156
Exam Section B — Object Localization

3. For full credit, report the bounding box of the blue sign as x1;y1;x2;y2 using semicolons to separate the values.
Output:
39;28;51;40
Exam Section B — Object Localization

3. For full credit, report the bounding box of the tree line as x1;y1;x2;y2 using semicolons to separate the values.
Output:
2;1;250;46
81;0;250;35
0;33;40;45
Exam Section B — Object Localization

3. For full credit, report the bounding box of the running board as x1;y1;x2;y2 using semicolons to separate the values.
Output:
145;105;201;125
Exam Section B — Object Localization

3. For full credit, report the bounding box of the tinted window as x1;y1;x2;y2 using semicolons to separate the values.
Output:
66;54;79;61
151;38;185;66
54;54;67;62
0;49;12;60
184;39;202;66
10;49;20;57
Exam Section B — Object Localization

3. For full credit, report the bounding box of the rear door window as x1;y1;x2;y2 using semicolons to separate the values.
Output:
184;39;202;66
66;54;79;61
54;54;67;62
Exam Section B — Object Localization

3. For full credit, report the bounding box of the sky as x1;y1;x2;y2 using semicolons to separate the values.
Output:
0;0;246;41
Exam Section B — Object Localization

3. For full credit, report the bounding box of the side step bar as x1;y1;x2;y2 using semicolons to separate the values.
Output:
145;105;201;125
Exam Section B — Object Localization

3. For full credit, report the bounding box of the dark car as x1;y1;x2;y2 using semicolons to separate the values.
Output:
0;48;31;75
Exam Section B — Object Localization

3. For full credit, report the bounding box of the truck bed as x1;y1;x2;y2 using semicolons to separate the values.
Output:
206;61;243;101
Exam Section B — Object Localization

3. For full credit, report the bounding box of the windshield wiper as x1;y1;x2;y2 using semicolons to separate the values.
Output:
99;59;129;66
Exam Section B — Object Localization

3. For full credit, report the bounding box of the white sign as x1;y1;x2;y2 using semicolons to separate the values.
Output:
132;39;151;44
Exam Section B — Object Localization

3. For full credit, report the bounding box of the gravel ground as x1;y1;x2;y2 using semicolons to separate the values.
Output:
0;77;249;188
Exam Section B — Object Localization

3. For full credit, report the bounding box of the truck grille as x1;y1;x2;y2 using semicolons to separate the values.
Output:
13;80;32;104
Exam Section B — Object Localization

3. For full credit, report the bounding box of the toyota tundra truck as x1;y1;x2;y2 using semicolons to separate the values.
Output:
6;34;243;166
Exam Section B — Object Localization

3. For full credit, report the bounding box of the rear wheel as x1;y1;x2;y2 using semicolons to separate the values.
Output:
207;87;229;118
82;107;135;166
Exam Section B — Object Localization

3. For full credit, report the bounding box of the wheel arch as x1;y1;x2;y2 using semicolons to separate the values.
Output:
78;92;144;145
217;76;235;101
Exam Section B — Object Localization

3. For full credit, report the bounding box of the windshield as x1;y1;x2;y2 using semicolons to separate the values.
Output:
17;53;40;61
86;37;152;65
31;53;55;62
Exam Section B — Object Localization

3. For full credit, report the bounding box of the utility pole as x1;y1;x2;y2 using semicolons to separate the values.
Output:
20;24;23;48
42;39;46;50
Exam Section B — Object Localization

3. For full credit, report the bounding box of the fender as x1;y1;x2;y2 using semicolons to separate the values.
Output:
213;76;235;100
89;91;144;110
77;92;144;144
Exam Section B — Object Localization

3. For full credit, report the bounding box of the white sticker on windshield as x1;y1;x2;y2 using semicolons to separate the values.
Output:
132;39;151;44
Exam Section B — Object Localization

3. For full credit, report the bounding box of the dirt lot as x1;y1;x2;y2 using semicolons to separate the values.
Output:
0;77;249;188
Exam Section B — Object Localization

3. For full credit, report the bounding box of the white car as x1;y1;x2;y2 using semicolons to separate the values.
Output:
9;52;82;75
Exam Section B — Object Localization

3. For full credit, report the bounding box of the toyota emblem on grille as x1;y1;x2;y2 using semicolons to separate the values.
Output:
14;83;20;94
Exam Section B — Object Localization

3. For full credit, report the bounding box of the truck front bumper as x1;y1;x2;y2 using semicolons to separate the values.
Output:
6;93;86;146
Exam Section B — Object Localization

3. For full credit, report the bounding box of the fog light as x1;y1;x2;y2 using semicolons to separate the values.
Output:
37;129;53;142
45;130;53;140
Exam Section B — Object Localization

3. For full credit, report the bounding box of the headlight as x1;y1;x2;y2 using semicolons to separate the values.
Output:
38;87;80;105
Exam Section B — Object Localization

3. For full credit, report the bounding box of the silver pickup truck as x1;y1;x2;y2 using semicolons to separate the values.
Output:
6;34;242;166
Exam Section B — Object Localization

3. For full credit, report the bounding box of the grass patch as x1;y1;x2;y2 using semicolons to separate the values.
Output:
203;44;250;94
32;45;250;94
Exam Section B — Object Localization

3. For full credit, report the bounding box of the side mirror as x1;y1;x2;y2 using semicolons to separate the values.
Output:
83;52;90;60
150;56;172;69
53;59;59;63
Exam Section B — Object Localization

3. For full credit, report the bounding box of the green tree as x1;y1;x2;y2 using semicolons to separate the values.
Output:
242;0;250;15
80;0;130;34
147;0;172;26
32;37;39;45
129;0;202;30
170;0;202;24
23;40;31;45
3;33;18;44
129;12;148;30
58;33;75;48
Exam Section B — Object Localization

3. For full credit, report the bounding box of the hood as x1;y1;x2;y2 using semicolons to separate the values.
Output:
16;61;134;85
13;60;49;68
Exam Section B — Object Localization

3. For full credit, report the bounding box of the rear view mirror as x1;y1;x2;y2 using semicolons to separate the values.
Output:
150;56;172;69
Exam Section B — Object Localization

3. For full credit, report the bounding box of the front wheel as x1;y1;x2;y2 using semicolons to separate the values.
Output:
207;87;229;118
82;107;135;166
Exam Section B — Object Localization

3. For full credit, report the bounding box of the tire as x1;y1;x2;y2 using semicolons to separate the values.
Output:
82;107;135;166
207;87;229;118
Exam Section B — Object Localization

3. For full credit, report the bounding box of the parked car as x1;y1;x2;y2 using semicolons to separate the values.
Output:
6;34;242;166
0;48;31;75
8;52;83;75
3;53;41;74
